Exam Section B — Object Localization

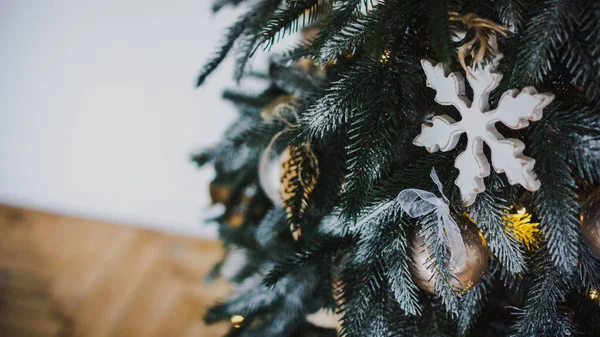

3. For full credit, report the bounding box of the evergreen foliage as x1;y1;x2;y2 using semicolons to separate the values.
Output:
194;0;600;336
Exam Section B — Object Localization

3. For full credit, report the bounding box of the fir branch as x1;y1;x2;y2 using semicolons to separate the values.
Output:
426;0;458;65
383;232;421;316
414;298;455;337
361;277;411;337
263;235;354;287
511;250;574;336
317;17;367;65
419;213;462;315
205;272;286;323
221;85;288;114
341;104;390;219
318;210;347;237
350;198;421;315
199;0;282;85
232;0;283;82
197;15;250;86
367;152;456;204
353;198;397;263
311;0;364;63
511;0;574;87
576;241;600;291
338;259;387;337
456;264;495;336
338;58;419;219
302;129;348;219
218;219;261;252
196;115;284;172
246;267;321;337
497;0;528;33
268;62;327;96
561;106;600;184
468;189;526;274
299;61;379;141
562;2;600;102
255;207;288;247
191;147;219;168
317;0;421;65
275;40;319;64
532;155;579;273
259;0;324;50
529;107;583;272
233;31;262;82
212;0;247;13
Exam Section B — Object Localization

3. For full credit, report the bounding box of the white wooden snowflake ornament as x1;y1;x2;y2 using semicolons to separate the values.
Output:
413;57;555;206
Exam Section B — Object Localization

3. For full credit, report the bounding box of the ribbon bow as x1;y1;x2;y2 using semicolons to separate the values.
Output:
397;168;467;268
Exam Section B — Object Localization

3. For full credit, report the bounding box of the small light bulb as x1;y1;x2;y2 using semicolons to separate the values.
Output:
590;289;599;300
379;50;391;64
231;315;244;328
517;207;526;215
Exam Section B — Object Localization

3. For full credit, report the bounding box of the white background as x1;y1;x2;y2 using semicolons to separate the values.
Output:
0;0;260;237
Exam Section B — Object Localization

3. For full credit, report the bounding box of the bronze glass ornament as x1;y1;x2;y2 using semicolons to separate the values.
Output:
581;188;600;258
209;180;232;205
410;219;489;294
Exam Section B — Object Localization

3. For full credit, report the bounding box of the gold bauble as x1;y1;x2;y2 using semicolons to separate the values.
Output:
226;210;245;228
222;186;256;228
410;219;489;294
209;180;232;205
581;188;600;258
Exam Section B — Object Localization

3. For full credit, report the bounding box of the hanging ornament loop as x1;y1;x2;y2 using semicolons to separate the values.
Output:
259;103;301;205
397;168;467;269
449;11;509;78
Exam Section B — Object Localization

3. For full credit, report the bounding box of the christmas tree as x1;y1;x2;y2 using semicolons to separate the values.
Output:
194;1;600;336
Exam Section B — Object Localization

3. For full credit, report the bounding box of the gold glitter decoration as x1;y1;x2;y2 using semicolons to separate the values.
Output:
590;289;599;301
503;206;542;251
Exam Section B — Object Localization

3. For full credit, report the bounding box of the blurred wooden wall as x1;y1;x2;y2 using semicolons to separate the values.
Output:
0;204;229;337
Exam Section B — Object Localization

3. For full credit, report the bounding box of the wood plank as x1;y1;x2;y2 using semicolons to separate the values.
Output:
0;204;230;337
50;220;137;316
149;292;199;337
108;263;182;337
72;232;162;337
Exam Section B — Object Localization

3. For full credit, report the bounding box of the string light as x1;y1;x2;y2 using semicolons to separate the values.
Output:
503;207;542;251
231;315;244;328
590;289;599;300
380;49;391;64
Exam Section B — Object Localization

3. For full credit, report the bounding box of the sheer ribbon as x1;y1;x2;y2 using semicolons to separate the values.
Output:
397;168;467;268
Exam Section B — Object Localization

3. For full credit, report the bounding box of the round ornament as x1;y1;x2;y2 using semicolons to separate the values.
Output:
258;146;304;241
580;188;600;258
223;186;255;228
305;308;342;332
410;218;489;294
209;180;232;205
259;147;285;206
305;279;343;332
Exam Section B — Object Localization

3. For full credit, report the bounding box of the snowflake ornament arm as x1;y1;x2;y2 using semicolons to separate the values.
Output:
414;58;555;206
